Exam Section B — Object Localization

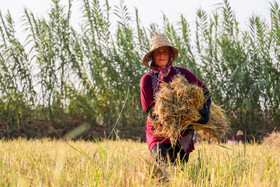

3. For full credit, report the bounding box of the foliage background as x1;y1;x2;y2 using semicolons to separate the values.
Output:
0;0;279;140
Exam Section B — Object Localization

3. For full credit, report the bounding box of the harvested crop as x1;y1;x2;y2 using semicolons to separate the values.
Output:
151;74;230;146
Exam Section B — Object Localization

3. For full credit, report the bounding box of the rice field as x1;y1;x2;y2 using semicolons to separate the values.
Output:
1;138;279;186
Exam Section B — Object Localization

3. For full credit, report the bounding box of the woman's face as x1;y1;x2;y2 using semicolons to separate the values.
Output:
152;46;170;68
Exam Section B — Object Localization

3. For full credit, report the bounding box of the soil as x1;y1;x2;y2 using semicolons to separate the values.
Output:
0;120;146;142
1;120;278;143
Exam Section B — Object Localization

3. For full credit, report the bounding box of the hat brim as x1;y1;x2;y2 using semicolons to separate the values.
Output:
142;45;178;68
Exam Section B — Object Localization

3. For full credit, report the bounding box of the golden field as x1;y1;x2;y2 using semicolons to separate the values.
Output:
0;138;279;186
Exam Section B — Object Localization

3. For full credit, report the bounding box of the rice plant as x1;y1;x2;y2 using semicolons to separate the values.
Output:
0;139;279;186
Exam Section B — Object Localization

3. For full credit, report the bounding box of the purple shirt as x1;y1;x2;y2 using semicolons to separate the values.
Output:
140;67;204;151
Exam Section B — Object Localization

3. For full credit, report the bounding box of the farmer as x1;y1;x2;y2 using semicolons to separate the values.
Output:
140;33;211;163
236;130;245;144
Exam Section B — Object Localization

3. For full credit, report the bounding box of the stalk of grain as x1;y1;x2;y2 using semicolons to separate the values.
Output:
151;74;230;146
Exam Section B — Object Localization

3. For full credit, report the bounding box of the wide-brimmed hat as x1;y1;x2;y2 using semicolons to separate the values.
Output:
236;130;244;136
142;33;178;68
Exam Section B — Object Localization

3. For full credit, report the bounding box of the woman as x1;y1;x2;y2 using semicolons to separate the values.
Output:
140;33;211;163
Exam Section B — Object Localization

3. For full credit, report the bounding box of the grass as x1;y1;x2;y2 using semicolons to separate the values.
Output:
0;138;279;186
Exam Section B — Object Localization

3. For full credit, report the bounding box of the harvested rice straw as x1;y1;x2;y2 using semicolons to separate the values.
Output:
151;74;230;146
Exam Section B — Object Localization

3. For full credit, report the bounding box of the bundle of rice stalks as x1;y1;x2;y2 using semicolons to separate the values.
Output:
263;131;280;147
151;74;230;146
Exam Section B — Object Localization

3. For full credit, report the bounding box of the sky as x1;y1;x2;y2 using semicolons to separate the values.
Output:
0;0;275;37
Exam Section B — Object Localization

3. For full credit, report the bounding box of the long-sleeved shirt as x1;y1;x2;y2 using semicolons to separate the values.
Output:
141;67;205;151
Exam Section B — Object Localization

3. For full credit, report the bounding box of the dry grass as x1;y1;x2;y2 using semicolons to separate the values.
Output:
263;131;280;147
0;139;280;186
151;74;230;145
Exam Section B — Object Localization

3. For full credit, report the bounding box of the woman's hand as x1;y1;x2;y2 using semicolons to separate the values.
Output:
148;116;154;123
199;97;211;124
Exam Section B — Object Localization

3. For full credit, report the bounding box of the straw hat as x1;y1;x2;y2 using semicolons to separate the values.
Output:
142;33;178;68
236;130;244;136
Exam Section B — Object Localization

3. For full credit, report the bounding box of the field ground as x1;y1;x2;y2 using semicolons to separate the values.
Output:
1;139;280;186
0;122;146;142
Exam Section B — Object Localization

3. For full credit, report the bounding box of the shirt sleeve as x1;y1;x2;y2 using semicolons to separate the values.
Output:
177;67;205;87
140;73;154;112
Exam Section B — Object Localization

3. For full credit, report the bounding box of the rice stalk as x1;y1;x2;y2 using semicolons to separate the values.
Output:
151;74;230;146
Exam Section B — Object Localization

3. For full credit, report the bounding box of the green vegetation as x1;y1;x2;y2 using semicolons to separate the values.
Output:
0;0;279;139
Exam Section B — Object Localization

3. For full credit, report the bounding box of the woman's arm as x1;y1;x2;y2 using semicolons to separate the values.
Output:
140;73;154;113
199;86;211;124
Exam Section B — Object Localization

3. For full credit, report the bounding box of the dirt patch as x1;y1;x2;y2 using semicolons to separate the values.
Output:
0;120;146;142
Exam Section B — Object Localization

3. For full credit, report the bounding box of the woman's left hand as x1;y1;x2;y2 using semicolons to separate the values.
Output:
198;97;211;124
